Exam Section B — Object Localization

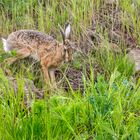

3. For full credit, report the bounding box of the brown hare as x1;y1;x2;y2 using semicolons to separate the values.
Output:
2;23;74;87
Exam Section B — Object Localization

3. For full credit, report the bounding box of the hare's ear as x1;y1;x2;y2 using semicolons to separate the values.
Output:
65;23;71;39
59;24;65;44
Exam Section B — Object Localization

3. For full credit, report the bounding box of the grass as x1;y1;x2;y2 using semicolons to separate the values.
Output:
0;69;140;139
0;0;140;139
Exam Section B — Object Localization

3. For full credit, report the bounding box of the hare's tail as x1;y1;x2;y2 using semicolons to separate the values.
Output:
1;38;10;52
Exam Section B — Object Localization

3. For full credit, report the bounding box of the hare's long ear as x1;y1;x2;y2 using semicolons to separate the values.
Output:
65;23;71;39
59;24;65;44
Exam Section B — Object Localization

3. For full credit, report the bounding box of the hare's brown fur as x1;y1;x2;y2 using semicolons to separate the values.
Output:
2;24;73;87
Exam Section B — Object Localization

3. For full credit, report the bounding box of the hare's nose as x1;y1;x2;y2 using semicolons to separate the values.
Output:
64;59;69;63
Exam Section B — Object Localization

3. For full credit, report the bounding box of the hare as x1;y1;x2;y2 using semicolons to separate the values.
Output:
2;23;74;87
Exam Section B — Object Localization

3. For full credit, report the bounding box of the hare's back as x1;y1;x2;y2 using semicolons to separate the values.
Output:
7;30;54;50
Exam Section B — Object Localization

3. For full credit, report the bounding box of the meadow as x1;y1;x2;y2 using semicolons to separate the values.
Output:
0;0;140;139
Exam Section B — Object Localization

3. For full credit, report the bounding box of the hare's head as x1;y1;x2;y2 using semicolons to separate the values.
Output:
59;23;74;63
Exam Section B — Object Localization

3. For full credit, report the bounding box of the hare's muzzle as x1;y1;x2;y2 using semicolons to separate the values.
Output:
64;50;69;63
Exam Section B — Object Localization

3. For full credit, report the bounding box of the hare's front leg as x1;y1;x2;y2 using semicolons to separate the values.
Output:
40;60;51;86
49;69;57;88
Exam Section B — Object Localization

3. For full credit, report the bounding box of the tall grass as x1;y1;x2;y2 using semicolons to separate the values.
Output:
0;0;94;37
0;0;140;139
0;69;140;139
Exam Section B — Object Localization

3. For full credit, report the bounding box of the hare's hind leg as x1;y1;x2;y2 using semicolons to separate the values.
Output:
4;48;30;65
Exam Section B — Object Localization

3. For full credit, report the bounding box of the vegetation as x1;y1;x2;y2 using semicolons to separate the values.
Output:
0;0;140;139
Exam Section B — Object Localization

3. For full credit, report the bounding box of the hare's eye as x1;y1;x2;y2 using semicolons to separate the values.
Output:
64;48;67;53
